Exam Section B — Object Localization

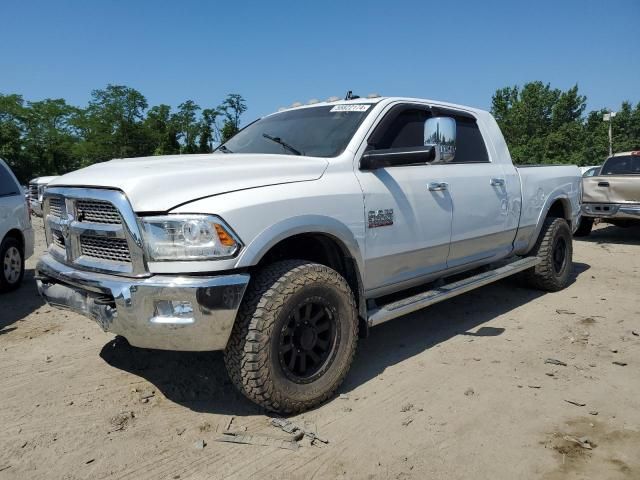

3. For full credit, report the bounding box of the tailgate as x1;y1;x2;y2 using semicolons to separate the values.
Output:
582;176;640;204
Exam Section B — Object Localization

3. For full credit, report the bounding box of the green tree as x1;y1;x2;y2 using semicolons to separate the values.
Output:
175;100;201;154
144;104;180;155
74;84;152;165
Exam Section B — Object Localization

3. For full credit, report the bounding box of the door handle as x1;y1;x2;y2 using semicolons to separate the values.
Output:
490;178;505;187
598;181;609;187
428;182;448;191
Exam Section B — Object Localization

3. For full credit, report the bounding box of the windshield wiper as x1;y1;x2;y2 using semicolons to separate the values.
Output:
262;133;304;156
216;144;233;153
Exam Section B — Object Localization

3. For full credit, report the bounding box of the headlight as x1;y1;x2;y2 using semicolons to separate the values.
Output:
140;215;241;261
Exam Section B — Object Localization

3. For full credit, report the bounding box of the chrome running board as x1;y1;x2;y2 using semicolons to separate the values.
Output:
367;256;541;327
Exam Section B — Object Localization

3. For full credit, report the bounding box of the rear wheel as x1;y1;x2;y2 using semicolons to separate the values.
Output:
574;217;593;237
0;237;24;293
524;217;573;292
224;260;358;413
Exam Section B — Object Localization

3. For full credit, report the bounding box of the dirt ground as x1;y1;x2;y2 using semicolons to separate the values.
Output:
1;221;639;480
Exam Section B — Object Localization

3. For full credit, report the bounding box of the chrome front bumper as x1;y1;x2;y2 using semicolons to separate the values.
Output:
36;253;250;351
582;203;640;220
30;199;42;216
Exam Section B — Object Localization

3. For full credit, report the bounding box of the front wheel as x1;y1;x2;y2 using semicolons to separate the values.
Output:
523;217;573;292
224;260;358;413
1;237;24;293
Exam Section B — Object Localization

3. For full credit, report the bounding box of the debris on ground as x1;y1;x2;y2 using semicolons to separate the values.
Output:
612;361;628;366
269;417;329;444
528;385;541;389
563;435;594;450
545;358;567;366
401;403;414;412
194;440;206;450
214;432;299;451
338;394;349;400
589;411;599;416
556;309;576;315
175;427;186;436
564;399;586;407
139;390;155;400
464;388;474;396
402;418;414;427
109;411;134;433
632;330;639;336
225;417;234;431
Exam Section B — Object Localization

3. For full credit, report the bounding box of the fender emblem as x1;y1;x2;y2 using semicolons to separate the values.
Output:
368;209;394;228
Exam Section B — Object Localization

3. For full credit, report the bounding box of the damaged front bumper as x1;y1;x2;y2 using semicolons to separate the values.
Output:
36;253;249;351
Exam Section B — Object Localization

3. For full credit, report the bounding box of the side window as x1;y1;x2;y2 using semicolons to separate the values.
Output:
368;107;430;150
0;162;20;197
453;117;490;163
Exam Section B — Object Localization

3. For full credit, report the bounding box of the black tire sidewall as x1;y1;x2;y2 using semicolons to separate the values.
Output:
268;279;356;404
544;219;573;288
574;217;593;237
0;237;25;292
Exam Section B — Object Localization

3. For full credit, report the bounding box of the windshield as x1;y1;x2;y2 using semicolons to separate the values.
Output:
219;105;373;158
601;155;640;175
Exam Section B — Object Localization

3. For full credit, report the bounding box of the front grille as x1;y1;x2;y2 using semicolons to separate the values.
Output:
48;197;64;218
80;235;132;263
76;200;121;224
44;188;144;275
29;183;38;198
52;230;65;249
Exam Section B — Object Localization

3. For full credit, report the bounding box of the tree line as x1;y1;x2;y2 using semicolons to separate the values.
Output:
0;85;246;182
1;81;640;183
491;81;640;165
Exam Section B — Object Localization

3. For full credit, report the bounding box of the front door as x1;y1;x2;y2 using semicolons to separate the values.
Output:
354;104;453;295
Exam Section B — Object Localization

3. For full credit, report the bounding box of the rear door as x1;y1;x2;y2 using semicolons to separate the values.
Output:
354;104;453;294
440;114;516;268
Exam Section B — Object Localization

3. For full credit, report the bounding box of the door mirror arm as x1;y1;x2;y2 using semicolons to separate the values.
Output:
359;146;436;171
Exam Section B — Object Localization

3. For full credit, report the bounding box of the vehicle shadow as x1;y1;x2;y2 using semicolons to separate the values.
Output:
576;224;640;246
99;263;589;416
0;269;45;332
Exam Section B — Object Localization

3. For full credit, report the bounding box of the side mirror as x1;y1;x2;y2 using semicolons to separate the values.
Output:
360;146;436;170
424;117;456;163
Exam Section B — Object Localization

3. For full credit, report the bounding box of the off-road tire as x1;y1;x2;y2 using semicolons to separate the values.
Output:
224;260;358;413
0;237;24;293
573;217;593;237
523;217;573;292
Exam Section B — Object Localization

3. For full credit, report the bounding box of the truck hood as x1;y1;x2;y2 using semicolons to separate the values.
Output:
49;153;329;211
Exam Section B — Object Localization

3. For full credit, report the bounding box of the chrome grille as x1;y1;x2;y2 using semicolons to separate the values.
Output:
52;230;65;249
80;235;131;263
29;183;38;198
43;188;145;276
76;199;121;224
48;197;64;218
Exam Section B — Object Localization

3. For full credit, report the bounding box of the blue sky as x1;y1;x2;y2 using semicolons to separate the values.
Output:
1;0;638;122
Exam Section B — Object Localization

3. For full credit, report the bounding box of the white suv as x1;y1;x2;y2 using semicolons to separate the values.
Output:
0;158;34;291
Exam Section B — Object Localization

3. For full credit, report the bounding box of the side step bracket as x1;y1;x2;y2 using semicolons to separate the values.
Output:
367;256;540;327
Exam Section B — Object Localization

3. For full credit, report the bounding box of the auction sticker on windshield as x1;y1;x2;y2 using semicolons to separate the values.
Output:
330;104;371;112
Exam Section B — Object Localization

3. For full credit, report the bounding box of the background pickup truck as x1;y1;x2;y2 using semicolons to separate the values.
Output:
36;96;581;413
576;151;640;236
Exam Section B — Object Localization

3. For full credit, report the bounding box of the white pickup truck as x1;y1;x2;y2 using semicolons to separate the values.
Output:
36;96;581;413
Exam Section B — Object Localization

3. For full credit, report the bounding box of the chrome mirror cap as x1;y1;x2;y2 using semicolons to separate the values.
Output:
424;117;456;163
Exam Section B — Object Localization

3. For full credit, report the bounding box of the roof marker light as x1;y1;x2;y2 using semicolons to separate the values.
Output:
307;99;320;105
326;96;340;102
367;93;381;98
291;102;303;108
